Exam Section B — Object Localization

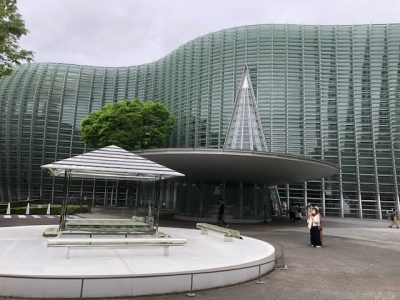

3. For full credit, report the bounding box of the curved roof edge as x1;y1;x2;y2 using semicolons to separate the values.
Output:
137;148;339;185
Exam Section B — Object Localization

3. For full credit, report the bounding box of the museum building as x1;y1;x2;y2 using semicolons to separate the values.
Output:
0;24;399;220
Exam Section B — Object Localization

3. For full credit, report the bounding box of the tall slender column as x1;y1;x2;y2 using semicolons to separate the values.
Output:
59;170;70;231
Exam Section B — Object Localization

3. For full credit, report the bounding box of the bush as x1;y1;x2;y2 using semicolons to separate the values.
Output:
6;199;40;208
0;204;90;215
52;205;90;215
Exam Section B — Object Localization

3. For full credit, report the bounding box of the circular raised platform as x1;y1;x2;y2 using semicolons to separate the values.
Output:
0;225;275;298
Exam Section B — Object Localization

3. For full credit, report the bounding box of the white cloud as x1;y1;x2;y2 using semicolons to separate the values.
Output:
17;0;400;66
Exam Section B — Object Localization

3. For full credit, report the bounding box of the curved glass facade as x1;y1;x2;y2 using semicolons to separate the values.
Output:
0;24;399;219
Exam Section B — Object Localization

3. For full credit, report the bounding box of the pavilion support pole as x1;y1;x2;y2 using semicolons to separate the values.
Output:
155;177;161;237
59;170;70;232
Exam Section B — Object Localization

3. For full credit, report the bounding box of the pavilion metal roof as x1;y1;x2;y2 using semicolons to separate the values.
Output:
41;145;185;181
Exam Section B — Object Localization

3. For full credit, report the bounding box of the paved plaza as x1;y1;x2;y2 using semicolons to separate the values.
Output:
0;214;399;299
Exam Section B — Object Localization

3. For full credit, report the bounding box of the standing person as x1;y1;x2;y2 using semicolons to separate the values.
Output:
307;208;312;246
309;207;322;248
281;201;288;216
217;198;228;228
305;203;313;218
295;205;302;223
289;205;296;223
315;206;323;244
388;208;399;228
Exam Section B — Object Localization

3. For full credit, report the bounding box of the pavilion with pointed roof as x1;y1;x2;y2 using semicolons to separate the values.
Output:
136;65;339;222
41;145;184;230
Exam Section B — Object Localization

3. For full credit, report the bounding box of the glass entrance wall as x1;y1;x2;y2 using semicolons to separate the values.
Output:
0;24;399;219
175;181;272;222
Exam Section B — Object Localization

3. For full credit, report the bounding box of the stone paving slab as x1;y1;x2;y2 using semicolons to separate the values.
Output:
1;215;400;300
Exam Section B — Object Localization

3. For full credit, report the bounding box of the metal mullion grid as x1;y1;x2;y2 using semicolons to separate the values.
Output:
256;25;260;107
5;66;26;200
51;64;70;202
0;76;5;203
351;25;363;218
218;31;225;148
368;25;382;219
239;91;245;149
194;39;202;148
171;53;179;147
99;68;107;108
334;25;345;218
156;61;163;107
142;64;150;101
284;25;290;203
69;66;82;157
255;25;269;152
124;66;129;100
247;88;254;150
318;26;326;216
301;25;308;208
143;64;150;101
301;25;306;156
247;65;267;152
232;27;237;133
134;67;139;98
88;66;102;201
112;67;118;101
127;66;137;99
150;64;157;101
270;25;274;151
185;45;193;148
244;27;248;64
80;66;96;202
28;64;48;200
175;50;183;147
14;66;31;200
0;75;13;201
39;64;58;199
179;48;186;147
284;24;289;155
69;65;84;199
165;58;174;143
387;24;400;214
206;34;213;148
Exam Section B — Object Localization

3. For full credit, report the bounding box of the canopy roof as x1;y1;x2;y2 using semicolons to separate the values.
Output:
41;145;185;181
137;148;339;185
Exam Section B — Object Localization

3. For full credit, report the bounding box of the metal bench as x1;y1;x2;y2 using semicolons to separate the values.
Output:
47;237;186;258
64;218;152;232
196;223;242;241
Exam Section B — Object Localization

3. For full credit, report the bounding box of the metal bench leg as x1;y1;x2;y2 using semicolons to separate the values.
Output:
201;229;208;235
164;246;170;256
224;235;233;242
66;246;70;259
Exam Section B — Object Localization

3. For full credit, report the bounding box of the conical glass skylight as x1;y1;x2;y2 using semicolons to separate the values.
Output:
224;65;267;151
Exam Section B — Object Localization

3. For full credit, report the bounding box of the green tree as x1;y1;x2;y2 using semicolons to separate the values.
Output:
80;99;175;151
0;0;33;77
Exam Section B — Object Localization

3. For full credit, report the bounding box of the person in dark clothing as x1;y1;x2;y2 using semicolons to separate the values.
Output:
388;208;399;228
308;207;322;248
218;199;228;227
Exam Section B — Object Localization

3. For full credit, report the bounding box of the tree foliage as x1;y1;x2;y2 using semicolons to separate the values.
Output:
80;99;175;151
0;0;33;77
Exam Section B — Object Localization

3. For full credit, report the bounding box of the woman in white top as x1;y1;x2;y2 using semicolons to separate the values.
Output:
307;207;322;248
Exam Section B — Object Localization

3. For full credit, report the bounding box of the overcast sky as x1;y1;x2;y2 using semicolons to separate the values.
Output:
17;0;400;67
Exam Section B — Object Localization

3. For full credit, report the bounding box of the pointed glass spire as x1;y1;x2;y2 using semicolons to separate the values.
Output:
224;65;268;152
